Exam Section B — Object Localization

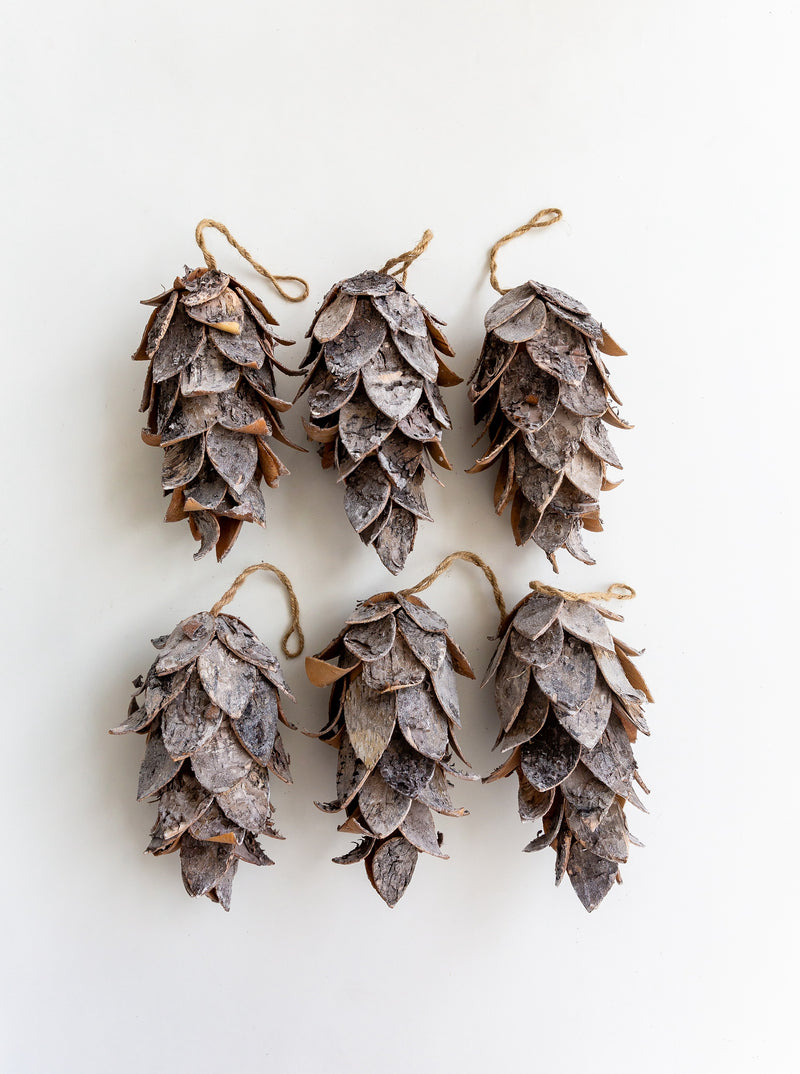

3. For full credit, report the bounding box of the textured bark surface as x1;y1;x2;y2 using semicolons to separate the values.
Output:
400;800;448;858
468;280;629;571
307;592;473;905
481;589;652;911
361;634;425;693
367;837;418;907
533;635;597;715
379;732;436;798
494;648;531;733
510;619;564;669
161;669;222;758
297;270;459;573
499;684;549;752
135;268;299;561
113;610;298;910
395;681;449;760
343;677;396;769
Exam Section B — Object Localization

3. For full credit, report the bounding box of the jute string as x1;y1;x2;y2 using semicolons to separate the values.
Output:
380;229;434;286
489;207;563;294
195;219;309;302
400;551;507;622
210;562;304;658
529;581;635;603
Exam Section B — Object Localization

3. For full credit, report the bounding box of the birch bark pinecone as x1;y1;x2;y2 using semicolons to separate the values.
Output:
468;281;629;571
306;591;475;905
296;271;461;574
482;587;653;911
111;609;296;909
134;268;300;561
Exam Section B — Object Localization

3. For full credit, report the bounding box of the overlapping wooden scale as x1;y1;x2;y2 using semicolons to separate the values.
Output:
297;270;460;573
400;800;448;858
338;390;396;460
374;506;418;574
469;280;629;570
520;713;582;790
534;634;597;715
526;322;589;387
179;834;237;898
189;718;252;794
417;765;468;817
362;341;424;421
137;728;182;800
482;282;536;332
343;456;392;533
396;680;449;759
114;611;299;910
216;614;293;698
344;677;397;769
135;267;298;561
195;639;260;720
187;801;243;844
307;592;473;905
111;693;158;736
511;618;564;669
317;734;369;812
498;683;549;752
217;766;273;833
366;837;419;907
185;285;245;334
154;613;216;675
379;732;436;798
518;776;553;822
358;769;413;837
150;769;213;845
160;669;222;759
142;664;192;719
482;589;652;911
231;675;280;765
493;296;546;344
523;795;564;853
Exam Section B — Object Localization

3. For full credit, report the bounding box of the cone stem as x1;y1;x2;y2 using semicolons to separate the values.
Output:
488;207;563;294
194;218;309;302
210;562;305;658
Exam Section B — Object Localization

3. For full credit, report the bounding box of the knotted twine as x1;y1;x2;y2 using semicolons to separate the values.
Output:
489;207;563;294
210;562;304;658
195;218;309;302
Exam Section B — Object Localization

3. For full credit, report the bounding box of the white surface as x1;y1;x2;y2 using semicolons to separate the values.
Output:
2;2;796;1071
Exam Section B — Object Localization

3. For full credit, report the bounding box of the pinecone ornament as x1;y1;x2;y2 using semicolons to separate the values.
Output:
134;223;308;561
482;583;653;911
111;566;302;910
297;237;461;574
468;281;629;570
306;590;475;906
469;209;630;571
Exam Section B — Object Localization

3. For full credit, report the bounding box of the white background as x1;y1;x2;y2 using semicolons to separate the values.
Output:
2;2;797;1071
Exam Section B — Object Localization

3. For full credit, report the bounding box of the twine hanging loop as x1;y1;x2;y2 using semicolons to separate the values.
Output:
529;580;635;604
195;218;309;302
400;550;507;622
489;207;563;294
380;229;434;286
210;562;305;658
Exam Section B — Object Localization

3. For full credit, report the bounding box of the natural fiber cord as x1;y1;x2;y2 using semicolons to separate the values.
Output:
210;562;304;658
529;580;636;603
489;207;563;294
195;218;309;302
380;229;434;286
401;550;507;622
